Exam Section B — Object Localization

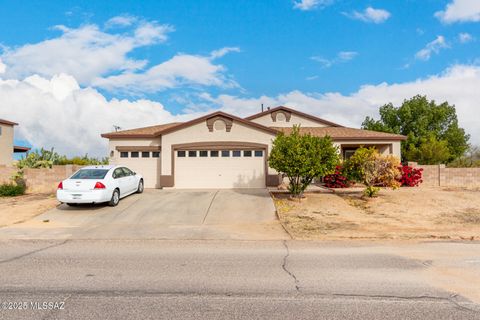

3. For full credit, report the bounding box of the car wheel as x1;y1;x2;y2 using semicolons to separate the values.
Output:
109;189;120;207
137;179;144;194
66;203;78;207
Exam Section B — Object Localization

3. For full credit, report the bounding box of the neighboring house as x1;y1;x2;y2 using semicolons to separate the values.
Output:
0;119;30;166
101;106;406;189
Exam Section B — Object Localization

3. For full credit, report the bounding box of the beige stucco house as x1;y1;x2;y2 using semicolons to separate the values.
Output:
101;106;406;189
0;119;30;166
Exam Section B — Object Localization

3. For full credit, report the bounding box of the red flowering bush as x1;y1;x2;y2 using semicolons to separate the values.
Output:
398;165;423;187
324;166;350;188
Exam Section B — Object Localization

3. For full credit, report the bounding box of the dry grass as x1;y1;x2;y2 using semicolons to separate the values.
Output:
273;187;480;241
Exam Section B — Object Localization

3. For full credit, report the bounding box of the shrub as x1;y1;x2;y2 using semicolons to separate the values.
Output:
0;183;25;197
324;166;350;188
17;148;108;169
398;165;423;187
344;147;401;197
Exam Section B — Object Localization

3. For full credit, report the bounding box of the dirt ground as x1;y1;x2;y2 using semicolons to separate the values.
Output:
273;187;480;240
0;194;58;227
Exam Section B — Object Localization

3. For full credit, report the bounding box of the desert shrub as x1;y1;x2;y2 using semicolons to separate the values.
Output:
344;147;401;197
398;165;423;187
0;183;25;197
324;166;350;188
17;148;108;169
364;186;380;197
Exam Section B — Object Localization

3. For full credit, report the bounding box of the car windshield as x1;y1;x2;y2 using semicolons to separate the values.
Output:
70;169;109;180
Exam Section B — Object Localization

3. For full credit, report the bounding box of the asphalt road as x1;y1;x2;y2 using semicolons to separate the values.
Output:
0;240;479;320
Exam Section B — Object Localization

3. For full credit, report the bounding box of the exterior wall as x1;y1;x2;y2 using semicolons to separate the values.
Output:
107;138;161;188
0;165;83;193
0;124;14;166
161;120;277;186
335;140;401;159
408;162;480;187
250;113;328;128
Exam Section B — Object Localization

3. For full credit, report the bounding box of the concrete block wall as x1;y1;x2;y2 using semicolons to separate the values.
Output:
0;165;83;194
408;162;480;187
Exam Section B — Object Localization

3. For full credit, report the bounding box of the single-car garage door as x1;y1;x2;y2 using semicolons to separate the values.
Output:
174;149;266;188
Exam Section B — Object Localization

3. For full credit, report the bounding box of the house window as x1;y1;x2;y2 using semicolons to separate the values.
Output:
232;150;241;157
177;150;186;157
188;150;197;157
243;150;252;157
199;150;208;157
221;150;230;157
254;150;263;157
343;149;357;159
131;152;139;158
120;152;128;158
142;152;150;158
210;150;219;157
110;150;114;157
152;152;160;158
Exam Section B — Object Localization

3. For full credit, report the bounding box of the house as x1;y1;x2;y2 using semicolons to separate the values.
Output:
101;106;406;189
0;119;30;166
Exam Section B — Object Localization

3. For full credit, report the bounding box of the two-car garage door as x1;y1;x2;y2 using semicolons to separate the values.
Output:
174;149;266;188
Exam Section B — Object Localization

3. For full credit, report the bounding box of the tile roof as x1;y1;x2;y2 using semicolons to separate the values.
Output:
101;122;183;138
272;126;407;141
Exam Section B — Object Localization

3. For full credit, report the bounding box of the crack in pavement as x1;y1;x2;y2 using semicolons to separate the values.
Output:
282;240;300;292
202;190;219;225
0;240;69;264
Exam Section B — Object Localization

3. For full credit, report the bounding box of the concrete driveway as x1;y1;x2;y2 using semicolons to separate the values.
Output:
0;189;288;240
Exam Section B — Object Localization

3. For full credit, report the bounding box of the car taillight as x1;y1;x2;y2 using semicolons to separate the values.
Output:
57;182;63;190
94;182;106;189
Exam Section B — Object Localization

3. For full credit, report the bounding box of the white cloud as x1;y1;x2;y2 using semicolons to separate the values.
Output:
311;51;358;68
105;15;137;28
458;32;474;43
415;36;449;61
293;0;333;11
0;73;202;157
345;7;391;24
0;21;173;85
197;64;480;146
435;0;480;23
92;49;239;93
210;47;241;59
0;59;5;74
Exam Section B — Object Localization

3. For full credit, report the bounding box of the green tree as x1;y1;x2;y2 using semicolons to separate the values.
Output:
268;126;339;198
404;135;451;165
362;95;469;164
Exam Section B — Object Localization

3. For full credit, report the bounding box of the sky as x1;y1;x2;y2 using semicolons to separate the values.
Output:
0;0;479;156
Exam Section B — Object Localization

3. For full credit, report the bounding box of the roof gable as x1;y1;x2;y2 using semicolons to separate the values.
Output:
245;106;343;127
160;111;279;136
101;112;279;139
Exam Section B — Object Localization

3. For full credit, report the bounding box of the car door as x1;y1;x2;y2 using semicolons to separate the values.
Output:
121;167;137;194
112;168;128;197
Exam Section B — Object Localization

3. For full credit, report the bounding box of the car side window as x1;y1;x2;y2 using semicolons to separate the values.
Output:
113;168;124;179
121;167;134;176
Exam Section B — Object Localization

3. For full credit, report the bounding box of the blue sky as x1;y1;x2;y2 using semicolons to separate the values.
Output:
0;0;479;156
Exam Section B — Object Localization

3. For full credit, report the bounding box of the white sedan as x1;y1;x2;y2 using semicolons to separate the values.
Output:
56;165;144;206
